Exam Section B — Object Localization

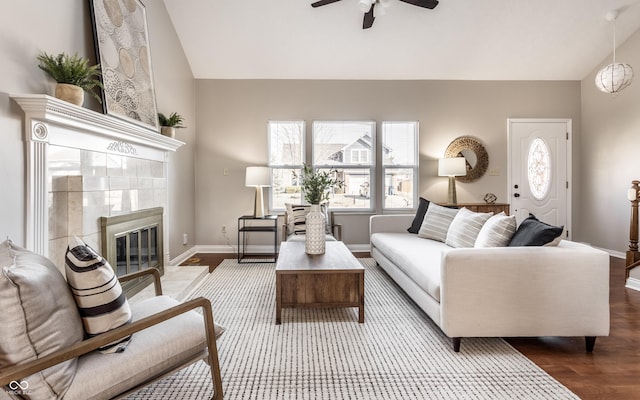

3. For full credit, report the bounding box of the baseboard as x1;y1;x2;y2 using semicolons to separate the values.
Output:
625;276;640;291
169;246;199;266
594;246;625;259
181;243;371;255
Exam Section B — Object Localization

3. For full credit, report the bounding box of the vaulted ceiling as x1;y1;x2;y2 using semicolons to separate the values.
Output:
164;0;640;80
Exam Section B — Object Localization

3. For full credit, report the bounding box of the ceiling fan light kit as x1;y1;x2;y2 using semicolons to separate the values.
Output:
595;10;634;94
311;0;438;29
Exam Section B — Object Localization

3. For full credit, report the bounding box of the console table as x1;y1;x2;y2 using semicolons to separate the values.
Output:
439;203;510;215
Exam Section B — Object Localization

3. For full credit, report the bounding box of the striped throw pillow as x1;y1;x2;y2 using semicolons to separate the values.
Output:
65;236;132;353
418;203;460;242
446;207;493;248
286;204;311;235
475;212;517;247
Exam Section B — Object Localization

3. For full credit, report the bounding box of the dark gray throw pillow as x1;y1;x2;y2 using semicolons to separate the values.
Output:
407;197;430;234
508;214;564;246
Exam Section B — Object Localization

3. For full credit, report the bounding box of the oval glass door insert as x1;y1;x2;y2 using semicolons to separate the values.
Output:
527;138;551;200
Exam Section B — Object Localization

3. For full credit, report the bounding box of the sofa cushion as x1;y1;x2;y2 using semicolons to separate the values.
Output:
508;214;564;247
475;212;517;247
65;236;132;353
0;240;84;400
445;207;493;248
418;203;459;242
62;295;213;400
407;197;430;234
371;232;450;301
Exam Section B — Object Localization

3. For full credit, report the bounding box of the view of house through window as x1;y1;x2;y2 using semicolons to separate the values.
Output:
268;120;418;212
313;121;376;210
268;121;304;210
382;121;419;209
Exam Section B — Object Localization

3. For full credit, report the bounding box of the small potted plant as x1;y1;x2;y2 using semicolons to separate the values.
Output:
158;112;186;138
295;164;343;254
37;52;103;106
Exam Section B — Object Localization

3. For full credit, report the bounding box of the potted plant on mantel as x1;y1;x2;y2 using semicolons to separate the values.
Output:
157;112;186;138
297;164;343;255
37;52;103;106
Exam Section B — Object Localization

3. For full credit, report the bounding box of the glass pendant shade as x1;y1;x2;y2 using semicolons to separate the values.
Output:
595;63;634;94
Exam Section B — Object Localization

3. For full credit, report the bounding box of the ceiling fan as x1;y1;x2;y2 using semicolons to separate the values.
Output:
311;0;439;29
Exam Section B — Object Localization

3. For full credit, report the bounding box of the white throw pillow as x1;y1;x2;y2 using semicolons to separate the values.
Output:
66;236;133;353
418;203;460;243
475;212;517;247
446;208;493;248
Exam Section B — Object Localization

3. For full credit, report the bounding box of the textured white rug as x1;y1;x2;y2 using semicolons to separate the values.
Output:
127;259;578;399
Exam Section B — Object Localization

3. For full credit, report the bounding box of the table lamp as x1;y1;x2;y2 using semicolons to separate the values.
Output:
245;166;271;218
438;157;467;204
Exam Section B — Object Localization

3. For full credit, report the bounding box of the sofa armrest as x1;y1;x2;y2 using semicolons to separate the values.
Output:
0;297;223;399
438;244;610;338
118;268;163;296
370;214;414;235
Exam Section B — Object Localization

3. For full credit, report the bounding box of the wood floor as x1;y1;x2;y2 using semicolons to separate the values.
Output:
182;253;640;399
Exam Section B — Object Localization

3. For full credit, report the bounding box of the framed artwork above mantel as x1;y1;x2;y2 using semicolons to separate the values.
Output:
89;0;160;132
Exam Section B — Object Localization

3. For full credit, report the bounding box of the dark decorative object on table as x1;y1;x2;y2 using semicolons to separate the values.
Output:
484;193;497;204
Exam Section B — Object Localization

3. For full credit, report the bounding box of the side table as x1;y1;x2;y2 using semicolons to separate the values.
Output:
237;215;278;263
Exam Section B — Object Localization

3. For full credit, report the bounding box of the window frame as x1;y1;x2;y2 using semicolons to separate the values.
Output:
381;121;420;211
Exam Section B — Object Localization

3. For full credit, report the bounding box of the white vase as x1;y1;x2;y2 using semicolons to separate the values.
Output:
305;204;326;255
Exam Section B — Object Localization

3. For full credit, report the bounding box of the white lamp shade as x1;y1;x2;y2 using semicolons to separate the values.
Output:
438;158;467;177
595;63;634;94
245;166;271;187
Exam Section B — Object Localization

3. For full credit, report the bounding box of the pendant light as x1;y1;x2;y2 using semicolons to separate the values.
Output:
595;10;634;94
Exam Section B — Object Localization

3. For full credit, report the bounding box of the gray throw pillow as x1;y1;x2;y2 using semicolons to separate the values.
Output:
418;203;460;242
475;212;517;247
0;240;84;400
446;207;493;248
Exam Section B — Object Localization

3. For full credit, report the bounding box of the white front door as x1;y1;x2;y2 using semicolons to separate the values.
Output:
507;119;571;239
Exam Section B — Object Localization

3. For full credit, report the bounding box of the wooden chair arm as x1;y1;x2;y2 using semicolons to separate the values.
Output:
0;296;223;400
118;268;163;296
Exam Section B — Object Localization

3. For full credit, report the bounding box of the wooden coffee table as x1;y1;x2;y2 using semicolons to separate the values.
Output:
275;241;365;324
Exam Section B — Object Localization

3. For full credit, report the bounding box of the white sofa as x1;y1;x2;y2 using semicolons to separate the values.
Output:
370;214;610;352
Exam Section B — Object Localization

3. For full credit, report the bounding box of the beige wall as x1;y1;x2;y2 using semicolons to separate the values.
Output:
0;0;196;259
195;79;581;246
579;27;640;264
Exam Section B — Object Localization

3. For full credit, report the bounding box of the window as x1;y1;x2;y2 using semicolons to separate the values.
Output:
527;137;552;200
382;122;419;210
268;121;305;210
313;121;376;210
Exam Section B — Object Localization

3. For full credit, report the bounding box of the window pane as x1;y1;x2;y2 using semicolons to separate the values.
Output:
313;121;375;166
320;168;371;209
268;121;304;166
384;168;414;209
383;122;417;165
271;168;302;209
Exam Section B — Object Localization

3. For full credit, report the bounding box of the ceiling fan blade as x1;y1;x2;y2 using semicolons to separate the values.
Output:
398;0;439;9
311;0;342;7
363;3;375;29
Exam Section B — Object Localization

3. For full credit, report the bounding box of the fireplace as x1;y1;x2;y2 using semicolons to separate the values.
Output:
11;94;183;276
101;207;164;296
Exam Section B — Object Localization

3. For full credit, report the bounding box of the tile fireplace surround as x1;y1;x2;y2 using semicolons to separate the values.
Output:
11;94;183;272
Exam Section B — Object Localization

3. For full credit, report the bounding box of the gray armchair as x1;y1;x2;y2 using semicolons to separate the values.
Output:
0;242;223;400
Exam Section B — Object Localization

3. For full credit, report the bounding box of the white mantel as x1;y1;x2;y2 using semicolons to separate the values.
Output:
11;94;184;259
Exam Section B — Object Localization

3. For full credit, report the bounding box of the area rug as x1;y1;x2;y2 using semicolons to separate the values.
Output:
127;258;578;400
